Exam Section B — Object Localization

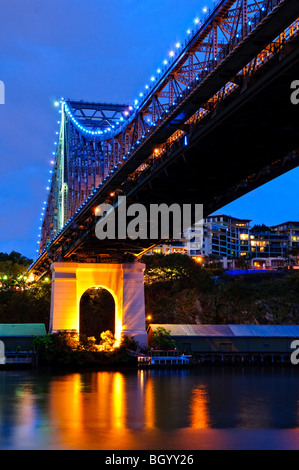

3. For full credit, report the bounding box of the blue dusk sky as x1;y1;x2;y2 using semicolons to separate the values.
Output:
0;0;299;260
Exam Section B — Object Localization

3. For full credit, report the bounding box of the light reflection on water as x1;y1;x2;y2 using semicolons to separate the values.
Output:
0;367;299;450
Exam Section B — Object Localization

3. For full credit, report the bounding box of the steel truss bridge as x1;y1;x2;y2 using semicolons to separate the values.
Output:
30;0;299;277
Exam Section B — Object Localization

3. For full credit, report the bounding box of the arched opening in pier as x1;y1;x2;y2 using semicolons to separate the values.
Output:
79;287;115;343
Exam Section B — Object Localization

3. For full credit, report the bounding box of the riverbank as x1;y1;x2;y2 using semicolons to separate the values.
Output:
1;350;297;372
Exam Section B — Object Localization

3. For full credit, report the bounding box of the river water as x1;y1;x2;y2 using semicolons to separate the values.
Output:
0;366;299;450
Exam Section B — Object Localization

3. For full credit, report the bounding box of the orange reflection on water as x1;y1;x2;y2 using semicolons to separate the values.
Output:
112;372;125;429
48;373;83;446
47;372;137;448
189;386;211;429
45;372;212;448
139;370;155;429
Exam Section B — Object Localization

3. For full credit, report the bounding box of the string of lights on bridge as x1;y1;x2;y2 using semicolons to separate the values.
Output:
35;6;212;255
35;1;264;258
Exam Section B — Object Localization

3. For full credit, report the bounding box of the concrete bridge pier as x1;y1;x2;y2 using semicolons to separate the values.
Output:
49;261;148;347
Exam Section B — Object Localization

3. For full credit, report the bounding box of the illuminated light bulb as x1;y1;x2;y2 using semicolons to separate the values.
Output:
203;7;208;13
157;68;161;74
194;18;200;24
176;42;181;48
110;192;115;197
145;85;149;89
187;29;191;34
151;76;155;81
169;50;175;57
54;101;60;107
163;60;168;65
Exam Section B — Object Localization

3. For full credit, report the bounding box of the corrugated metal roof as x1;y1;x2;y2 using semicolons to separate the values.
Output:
229;324;299;337
149;324;234;337
149;324;299;338
0;324;47;337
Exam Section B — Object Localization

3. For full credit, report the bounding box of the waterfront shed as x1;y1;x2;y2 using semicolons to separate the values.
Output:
147;324;299;354
0;324;47;352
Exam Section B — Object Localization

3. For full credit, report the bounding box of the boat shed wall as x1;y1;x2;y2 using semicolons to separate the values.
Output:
147;325;299;354
0;324;47;352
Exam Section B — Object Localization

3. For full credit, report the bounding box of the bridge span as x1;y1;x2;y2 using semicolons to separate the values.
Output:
28;0;299;344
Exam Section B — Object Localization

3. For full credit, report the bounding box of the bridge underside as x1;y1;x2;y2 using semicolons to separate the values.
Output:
135;40;299;213
30;2;299;277
39;37;299;269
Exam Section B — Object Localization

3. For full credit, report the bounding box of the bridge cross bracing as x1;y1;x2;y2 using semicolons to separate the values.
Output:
31;0;299;277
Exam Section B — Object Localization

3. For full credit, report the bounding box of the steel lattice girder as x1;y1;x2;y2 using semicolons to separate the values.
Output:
38;0;299;260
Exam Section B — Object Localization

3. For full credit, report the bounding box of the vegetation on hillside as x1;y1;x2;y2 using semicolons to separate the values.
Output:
1;251;299;343
141;253;299;326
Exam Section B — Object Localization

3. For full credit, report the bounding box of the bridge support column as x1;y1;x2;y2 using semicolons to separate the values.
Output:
49;261;147;347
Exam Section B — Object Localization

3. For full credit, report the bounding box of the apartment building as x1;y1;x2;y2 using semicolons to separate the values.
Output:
147;216;299;269
185;214;251;260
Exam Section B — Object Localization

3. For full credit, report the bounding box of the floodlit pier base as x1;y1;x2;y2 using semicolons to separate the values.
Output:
49;261;147;347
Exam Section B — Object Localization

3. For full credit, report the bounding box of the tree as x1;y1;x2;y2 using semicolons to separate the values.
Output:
142;253;215;291
251;224;272;233
151;327;176;350
100;330;115;351
0;251;33;266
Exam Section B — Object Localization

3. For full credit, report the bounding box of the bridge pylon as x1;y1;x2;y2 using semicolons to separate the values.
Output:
49;261;148;347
